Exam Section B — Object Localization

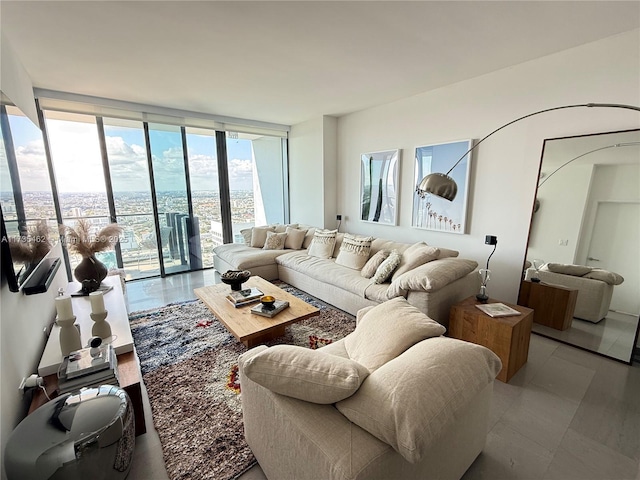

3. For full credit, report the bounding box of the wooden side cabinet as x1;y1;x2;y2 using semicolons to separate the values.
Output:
518;280;577;331
449;296;534;383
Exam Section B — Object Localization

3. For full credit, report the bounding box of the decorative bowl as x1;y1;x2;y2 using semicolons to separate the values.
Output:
220;270;251;291
260;295;276;309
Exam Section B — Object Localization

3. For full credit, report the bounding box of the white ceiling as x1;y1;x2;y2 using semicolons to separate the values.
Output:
2;1;639;126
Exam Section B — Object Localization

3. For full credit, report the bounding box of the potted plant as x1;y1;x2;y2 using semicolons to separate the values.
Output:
8;220;53;282
60;219;123;291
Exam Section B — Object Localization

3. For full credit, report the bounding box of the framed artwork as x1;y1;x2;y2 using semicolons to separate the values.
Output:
360;149;400;225
412;139;472;234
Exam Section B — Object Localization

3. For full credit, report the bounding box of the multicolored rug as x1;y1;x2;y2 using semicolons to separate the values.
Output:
129;283;355;480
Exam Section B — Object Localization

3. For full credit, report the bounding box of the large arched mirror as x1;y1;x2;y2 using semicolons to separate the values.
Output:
521;128;640;364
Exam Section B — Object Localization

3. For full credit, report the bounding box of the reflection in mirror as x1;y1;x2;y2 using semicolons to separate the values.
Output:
0;94;57;291
522;129;640;364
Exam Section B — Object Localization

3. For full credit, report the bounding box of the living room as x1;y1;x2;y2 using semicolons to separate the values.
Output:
1;2;639;479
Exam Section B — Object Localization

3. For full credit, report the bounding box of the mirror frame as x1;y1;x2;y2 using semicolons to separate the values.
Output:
521;128;640;365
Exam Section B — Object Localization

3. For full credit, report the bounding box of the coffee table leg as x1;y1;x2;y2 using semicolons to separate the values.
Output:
243;325;287;348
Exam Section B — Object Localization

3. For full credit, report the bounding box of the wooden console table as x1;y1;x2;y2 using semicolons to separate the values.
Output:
30;277;146;436
518;280;577;331
449;296;533;383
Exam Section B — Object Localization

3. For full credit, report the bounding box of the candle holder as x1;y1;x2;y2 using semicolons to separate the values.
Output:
57;316;82;356
90;310;112;339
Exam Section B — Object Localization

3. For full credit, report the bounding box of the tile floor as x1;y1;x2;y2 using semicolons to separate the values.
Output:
125;271;640;480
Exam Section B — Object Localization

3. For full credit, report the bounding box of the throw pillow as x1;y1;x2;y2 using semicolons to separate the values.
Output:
308;229;337;259
302;227;316;249
545;263;592;276
335;234;374;270
583;269;624;285
343;297;446;371
240;228;253;245
361;250;390;278
284;226;307;250
250;226;276;248
371;249;402;284
263;231;287;250
391;243;440;281
271;223;299;233
242;345;370;404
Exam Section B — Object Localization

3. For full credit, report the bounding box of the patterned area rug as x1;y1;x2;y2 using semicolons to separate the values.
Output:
129;283;355;480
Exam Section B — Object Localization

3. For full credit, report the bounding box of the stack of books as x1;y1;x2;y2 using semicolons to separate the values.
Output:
226;287;264;307
57;344;119;394
251;300;290;318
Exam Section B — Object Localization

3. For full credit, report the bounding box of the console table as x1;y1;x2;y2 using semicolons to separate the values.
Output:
518;280;577;331
31;277;146;436
449;296;533;383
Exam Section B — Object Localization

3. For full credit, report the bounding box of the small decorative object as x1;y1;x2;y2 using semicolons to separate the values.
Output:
476;235;498;303
59;219;122;290
476;269;491;303
89;291;112;338
55;294;82;356
220;269;251;291
260;295;276;310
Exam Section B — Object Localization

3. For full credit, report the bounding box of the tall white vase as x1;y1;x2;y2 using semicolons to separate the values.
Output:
57;316;82;356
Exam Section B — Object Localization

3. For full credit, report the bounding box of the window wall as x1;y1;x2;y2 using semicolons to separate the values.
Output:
31;108;289;281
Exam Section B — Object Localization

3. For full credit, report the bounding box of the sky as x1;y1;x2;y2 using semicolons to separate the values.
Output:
1;113;257;194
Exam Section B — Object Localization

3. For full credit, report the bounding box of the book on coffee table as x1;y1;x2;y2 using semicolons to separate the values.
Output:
226;287;263;307
475;302;521;318
250;300;290;318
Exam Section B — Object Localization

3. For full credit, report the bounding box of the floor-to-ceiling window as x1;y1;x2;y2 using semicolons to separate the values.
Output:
33;103;289;282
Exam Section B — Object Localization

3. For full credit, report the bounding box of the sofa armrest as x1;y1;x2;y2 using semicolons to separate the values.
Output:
386;258;478;298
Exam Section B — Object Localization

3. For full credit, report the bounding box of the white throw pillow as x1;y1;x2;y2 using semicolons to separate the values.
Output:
308;229;337;259
263;231;287;250
335;234;374;270
361;250;390;278
371;249;402;284
284;226;307;250
250;226;276;248
344;297;446;371
242;345;370;404
240;228;253;245
391;243;440;281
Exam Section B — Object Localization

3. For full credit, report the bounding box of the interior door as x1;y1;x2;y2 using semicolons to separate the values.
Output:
586;202;640;315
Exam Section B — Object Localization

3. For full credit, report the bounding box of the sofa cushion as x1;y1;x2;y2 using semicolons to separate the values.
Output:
277;251;373;297
308;229;338;259
360;250;390;278
240;228;253;245
335;234;373;270
386;258;478;297
391;242;440;281
251;226;276;248
241;345;370;404
371;249;402;284
263;231;287;250
284;226;307;250
584;269;624;285
336;337;502;463
302;227;316;248
271;223;298;233
545;263;592;276
344;297;445;371
214;243;287;269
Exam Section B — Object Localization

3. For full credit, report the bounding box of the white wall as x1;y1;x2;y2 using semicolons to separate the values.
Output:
314;30;639;304
1;243;68;478
289;115;338;229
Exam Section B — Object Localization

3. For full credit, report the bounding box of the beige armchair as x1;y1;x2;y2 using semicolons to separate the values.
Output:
524;263;624;323
238;298;501;480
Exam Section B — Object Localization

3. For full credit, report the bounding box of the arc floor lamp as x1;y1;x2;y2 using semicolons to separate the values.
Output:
416;103;640;201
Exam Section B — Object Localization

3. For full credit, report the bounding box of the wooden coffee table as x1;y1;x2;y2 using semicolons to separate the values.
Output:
194;276;320;347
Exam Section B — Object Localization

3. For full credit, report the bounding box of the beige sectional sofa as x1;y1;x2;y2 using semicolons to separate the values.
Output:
524;263;624;323
239;298;502;480
213;225;480;328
